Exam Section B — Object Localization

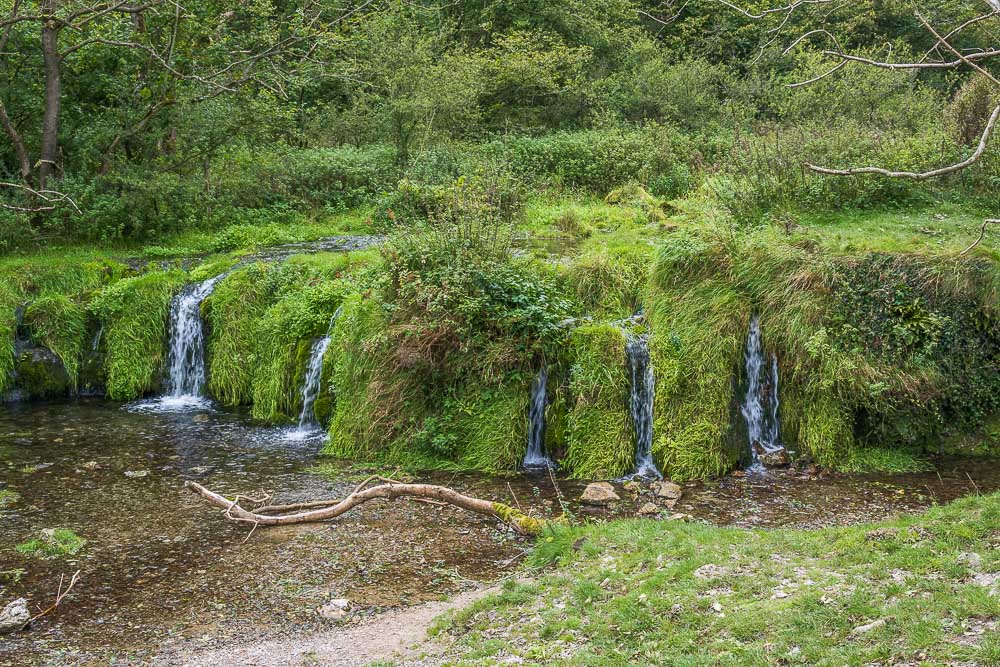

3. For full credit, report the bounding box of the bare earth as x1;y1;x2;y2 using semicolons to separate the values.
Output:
158;587;495;667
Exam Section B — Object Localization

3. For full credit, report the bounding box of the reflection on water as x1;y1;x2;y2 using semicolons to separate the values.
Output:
0;399;998;665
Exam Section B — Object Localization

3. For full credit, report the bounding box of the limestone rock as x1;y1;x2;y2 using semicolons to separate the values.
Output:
650;480;682;500
0;598;28;634
637;502;659;516
317;598;350;621
579;482;620;505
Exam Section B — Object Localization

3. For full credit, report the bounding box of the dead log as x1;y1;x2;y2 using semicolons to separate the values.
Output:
184;478;548;535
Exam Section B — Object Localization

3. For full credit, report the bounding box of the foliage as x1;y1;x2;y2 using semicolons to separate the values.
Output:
89;270;186;400
23;294;88;388
15;528;86;560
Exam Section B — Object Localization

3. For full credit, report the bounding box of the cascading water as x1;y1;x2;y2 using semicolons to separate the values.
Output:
164;275;226;401
626;332;661;479
285;307;342;442
128;275;226;412
740;316;786;470
522;367;553;468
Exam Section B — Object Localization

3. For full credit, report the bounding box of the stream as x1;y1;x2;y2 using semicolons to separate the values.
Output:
1;400;999;665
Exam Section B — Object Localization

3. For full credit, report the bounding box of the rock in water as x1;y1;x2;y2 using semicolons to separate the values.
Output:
651;480;683;500
0;598;29;633
752;442;789;467
579;482;620;505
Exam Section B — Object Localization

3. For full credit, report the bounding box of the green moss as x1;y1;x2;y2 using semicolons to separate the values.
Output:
204;264;280;406
15;528;86;559
14;349;72;398
560;242;653;319
89;269;187;400
563;324;633;479
23;294;88;388
452;380;529;473
251;281;346;422
0;302;15;396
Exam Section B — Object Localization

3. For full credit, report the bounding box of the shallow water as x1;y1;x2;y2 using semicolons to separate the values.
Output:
1;400;998;665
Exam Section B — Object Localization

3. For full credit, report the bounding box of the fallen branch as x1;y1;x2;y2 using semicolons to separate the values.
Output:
22;569;80;630
960;218;998;256
185;478;548;535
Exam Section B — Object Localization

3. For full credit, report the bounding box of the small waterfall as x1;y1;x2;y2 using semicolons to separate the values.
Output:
90;323;103;352
626;332;661;479
165;275;225;399
285;307;341;441
522;367;553;469
740;316;786;470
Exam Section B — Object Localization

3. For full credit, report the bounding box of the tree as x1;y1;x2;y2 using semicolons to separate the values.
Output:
713;0;999;253
0;0;357;212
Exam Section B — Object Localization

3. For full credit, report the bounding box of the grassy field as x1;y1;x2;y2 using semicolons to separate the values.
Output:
431;493;1000;666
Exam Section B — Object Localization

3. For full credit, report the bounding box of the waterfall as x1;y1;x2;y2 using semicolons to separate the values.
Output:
285;307;341;441
165;275;225;400
522;367;553;468
626;332;661;479
740;316;785;470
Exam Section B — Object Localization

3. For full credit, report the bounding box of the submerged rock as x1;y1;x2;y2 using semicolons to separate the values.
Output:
0;598;29;633
650;480;683;500
579;482;619;505
124;470;149;479
752;442;789;467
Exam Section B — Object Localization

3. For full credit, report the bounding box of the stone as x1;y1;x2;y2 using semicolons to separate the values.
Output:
623;481;642;495
752;442;789;467
81;461;101;471
850;618;887;636
958;552;983;572
650;480;682;500
579;482;620;505
124;470;149;479
317;598;350;621
637;502;660;516
693;564;728;580
0;598;28;634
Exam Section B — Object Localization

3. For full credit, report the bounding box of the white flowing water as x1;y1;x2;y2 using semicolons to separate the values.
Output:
626;332;661;479
130;275;225;412
285;308;342;442
522;367;553;468
741;316;784;470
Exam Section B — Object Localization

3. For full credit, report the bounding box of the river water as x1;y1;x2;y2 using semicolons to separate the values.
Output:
1;400;998;665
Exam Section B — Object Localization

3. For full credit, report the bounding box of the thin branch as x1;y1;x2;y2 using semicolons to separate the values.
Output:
960;219;998;256
914;9;1000;88
22;570;81;630
0;182;81;212
808;104;1000;178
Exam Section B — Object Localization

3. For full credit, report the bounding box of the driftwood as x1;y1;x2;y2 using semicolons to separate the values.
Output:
184;476;548;536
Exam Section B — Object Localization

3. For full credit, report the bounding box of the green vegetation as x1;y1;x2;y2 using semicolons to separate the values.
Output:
435;493;1000;665
0;489;19;508
15;528;86;560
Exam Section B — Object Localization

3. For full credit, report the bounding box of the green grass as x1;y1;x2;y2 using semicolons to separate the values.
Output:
89;270;187;400
15;528;86;559
562;324;633;479
23;294;88;388
436;493;1000;666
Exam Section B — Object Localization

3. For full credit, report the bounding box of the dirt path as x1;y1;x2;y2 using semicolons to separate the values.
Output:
159;586;495;667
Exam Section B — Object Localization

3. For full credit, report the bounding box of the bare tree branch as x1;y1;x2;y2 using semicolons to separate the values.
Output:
960;219;999;256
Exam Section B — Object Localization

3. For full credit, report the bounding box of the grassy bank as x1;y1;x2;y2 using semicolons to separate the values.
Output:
433;493;1000;666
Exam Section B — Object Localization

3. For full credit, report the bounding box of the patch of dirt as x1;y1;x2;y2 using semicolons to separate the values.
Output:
157;586;496;667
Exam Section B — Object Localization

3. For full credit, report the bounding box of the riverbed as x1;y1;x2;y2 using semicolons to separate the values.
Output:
1;400;998;665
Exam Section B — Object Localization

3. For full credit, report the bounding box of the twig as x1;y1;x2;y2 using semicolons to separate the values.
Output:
966;472;981;495
507;482;522;511
959;219;997;256
22;570;81;629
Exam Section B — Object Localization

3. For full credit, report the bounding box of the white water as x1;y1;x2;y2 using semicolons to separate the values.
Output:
626;332;661;479
284;308;342;442
522;367;553;468
129;275;225;413
740;316;784;471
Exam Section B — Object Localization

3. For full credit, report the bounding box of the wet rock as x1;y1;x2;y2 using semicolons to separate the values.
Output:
317;598;351;621
623;481;642;495
637;502;660;516
752;442;789;467
0;598;28;633
124;470;149;479
579;482;619;505
666;512;692;521
192;414;209;423
650;480;682;500
81;461;102;471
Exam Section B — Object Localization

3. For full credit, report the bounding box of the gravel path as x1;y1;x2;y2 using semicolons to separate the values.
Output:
159;586;495;667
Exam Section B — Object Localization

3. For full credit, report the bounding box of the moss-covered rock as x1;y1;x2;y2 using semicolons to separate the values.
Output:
13;346;72;399
562;323;633;479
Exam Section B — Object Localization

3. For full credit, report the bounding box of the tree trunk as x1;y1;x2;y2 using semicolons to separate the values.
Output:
38;0;61;190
